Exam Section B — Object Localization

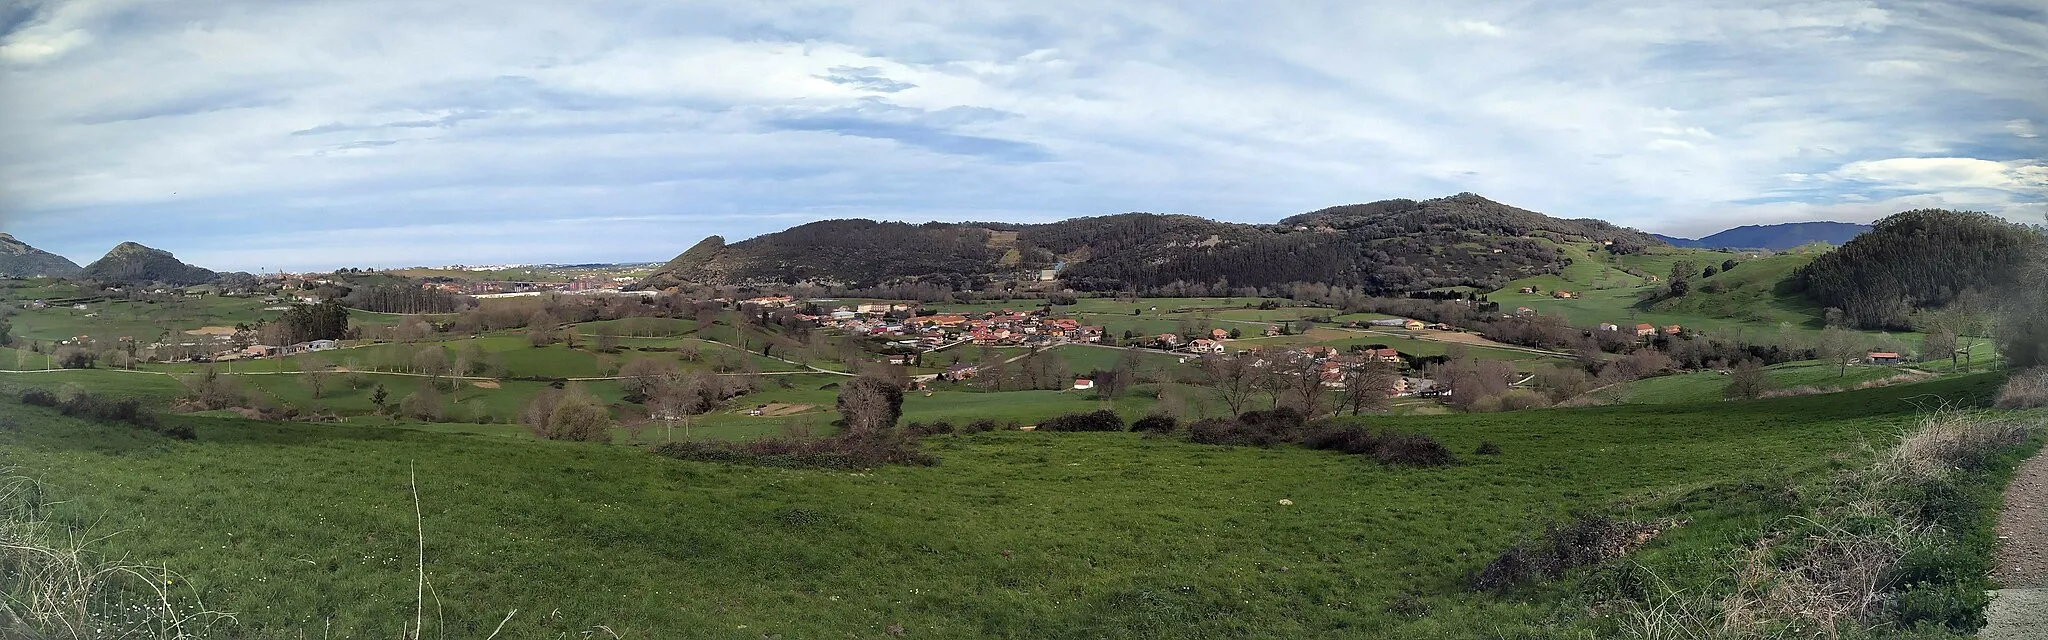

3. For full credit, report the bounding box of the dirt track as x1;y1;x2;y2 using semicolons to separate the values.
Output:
1995;446;2048;588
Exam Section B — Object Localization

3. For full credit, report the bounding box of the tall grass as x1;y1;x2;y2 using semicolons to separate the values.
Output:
1617;410;2042;639
0;473;234;639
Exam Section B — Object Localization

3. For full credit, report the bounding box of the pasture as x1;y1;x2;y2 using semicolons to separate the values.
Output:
0;373;2017;638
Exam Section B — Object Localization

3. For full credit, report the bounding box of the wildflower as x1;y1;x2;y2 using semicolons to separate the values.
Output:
1278;499;1294;506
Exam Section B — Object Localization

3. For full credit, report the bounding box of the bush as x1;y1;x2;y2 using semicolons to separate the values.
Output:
1037;410;1124;432
1475;441;1503;456
1995;369;2048;409
905;421;955;437
652;431;935;470
1186;418;1286;447
1494;389;1551;411
1375;432;1459;468
962;419;1001;433
1130;414;1178;433
1300;424;1383;455
20;389;58;407
1472;515;1642;593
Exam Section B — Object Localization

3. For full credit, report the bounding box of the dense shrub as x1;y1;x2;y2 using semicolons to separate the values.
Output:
1375;432;1460;468
1130;414;1178;433
1037;410;1124;432
905;420;956;437
1995;369;2048;409
1300;424;1382;455
1186;418;1287;446
962;419;1001;433
1474;441;1503;456
651;431;935;470
1472;515;1642;593
25;390;194;440
20;389;57;407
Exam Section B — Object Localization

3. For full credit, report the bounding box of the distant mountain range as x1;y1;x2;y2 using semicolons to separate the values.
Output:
80;242;218;286
634;193;1667;294
1653;222;1871;251
0;233;83;278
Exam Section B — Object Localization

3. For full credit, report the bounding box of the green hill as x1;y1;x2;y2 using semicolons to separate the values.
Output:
0;232;82;278
80;242;217;286
635;193;1667;294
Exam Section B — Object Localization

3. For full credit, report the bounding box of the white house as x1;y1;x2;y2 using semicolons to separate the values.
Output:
1073;378;1095;390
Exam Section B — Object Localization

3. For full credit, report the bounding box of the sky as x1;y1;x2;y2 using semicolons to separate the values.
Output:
0;0;2043;272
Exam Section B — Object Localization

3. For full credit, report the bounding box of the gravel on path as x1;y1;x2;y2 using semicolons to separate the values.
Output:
1994;444;2048;588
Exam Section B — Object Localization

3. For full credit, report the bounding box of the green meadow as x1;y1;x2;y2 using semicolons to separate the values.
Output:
0;373;2020;638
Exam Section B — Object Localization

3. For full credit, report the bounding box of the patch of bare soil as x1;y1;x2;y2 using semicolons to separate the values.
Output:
1996;447;2048;588
471;380;501;389
750;403;813;417
183;326;236;336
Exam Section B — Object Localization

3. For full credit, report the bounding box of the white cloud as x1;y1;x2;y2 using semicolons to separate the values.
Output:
0;0;2040;270
1832;157;2045;191
1446;20;1506;37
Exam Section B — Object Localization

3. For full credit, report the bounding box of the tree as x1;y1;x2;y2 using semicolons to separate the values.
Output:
183;366;244;410
301;355;331;399
619;357;682;401
399;382;444;421
371;383;388;412
1277;350;1328;416
1228;327;1242;339
836;375;904;435
526;311;558;347
524;385;612;442
1197;354;1261;417
0;317;11;346
1814;327;1861;378
1342;359;1399;415
1666;261;1697;297
1920;327;1958;369
595;329;620;353
1725;359;1770;400
1534;365;1591;403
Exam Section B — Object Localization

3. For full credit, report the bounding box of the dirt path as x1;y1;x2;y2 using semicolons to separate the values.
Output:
1995;447;2048;588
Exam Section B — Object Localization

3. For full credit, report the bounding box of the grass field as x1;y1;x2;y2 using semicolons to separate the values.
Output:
1608;360;1927;405
0;373;2017;638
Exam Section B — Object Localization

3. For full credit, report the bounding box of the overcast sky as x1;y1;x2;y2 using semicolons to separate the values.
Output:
1;0;2043;272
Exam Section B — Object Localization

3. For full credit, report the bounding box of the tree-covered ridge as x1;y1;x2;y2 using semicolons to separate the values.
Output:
634;193;1669;294
1795;209;2045;330
79;242;217;286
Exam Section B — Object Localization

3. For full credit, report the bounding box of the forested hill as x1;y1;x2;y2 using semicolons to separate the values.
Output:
79;242;218;286
1656;221;1871;250
0;233;82;278
1795;209;2044;330
634;193;1666;293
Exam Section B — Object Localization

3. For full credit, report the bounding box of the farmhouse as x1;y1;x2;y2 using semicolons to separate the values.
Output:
1210;328;1229;341
1598;323;1621;332
1514;307;1536;316
1404;320;1426;330
1663;325;1683;336
1371;348;1402;363
1867;352;1902;365
1073;378;1094;390
1635;323;1657;337
944;364;980;381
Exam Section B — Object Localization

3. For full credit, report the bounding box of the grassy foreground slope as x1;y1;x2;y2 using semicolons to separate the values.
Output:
0;375;2011;638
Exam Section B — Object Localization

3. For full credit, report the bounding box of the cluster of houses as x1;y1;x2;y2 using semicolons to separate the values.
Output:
1515;287;1579;299
795;304;1110;351
1593;322;1685;338
1239;345;1419;395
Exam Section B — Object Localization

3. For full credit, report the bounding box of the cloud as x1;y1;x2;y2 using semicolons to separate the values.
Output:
1446;20;1505;37
817;65;918;92
0;0;2040;269
1827;157;2047;194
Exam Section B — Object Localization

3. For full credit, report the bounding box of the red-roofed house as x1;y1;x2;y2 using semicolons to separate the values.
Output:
1635;323;1656;337
1868;352;1902;364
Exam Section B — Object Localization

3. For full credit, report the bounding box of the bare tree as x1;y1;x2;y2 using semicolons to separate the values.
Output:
1815;327;1861;378
300;355;331;399
836;375;904;435
595;328;621;353
1920;327;1958;370
1277;350;1328;416
526;311;557;347
1725;359;1770;400
1342;359;1399;415
1196;354;1261;417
